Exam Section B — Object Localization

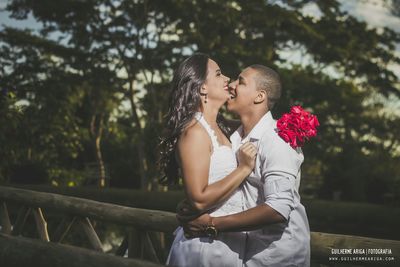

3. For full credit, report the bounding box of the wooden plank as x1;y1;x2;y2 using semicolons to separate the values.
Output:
128;228;141;259
78;217;103;252
2;185;400;266
142;231;160;263
0;202;12;234
12;206;31;236
311;231;399;266
0;233;165;267
32;207;50;242
0;186;177;233
52;216;76;243
14;185;400;240
148;232;166;263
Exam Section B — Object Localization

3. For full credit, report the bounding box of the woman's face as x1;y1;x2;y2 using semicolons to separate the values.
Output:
202;59;230;104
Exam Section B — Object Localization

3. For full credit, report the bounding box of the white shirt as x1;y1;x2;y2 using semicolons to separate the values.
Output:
230;111;311;267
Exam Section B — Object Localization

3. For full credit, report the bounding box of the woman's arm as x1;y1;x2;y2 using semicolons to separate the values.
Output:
178;124;255;212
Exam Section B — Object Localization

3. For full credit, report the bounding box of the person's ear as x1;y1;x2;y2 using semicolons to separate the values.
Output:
200;85;208;103
200;85;208;95
254;89;267;104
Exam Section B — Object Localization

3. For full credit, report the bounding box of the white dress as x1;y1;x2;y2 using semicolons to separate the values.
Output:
166;112;247;267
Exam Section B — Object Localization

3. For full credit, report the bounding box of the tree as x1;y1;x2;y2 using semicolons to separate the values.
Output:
1;0;399;201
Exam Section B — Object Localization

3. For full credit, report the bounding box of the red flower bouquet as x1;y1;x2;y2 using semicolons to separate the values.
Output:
276;105;319;149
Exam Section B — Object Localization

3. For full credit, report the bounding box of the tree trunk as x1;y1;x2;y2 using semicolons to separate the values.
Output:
128;80;148;190
90;114;106;187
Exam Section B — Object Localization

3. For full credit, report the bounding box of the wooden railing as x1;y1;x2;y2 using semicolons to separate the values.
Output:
0;185;399;266
0;233;162;267
0;186;173;266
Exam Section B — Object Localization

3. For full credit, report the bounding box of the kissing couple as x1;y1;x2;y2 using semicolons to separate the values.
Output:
160;53;311;267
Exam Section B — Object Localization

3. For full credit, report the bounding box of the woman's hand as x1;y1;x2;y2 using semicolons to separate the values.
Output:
237;142;257;174
177;124;259;212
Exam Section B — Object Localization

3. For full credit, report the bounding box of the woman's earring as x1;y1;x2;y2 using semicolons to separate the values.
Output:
200;92;207;103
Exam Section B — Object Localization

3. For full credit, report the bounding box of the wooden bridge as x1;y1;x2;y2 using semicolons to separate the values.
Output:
0;185;399;266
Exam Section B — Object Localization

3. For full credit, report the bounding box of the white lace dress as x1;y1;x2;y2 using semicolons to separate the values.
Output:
166;112;247;267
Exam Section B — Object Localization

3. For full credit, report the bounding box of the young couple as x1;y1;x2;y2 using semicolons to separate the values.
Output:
160;53;310;267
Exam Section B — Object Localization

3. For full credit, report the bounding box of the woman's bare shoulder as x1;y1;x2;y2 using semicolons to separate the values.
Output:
177;119;212;152
180;119;206;142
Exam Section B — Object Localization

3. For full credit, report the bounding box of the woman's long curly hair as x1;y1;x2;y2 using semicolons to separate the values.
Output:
159;53;209;185
159;53;234;185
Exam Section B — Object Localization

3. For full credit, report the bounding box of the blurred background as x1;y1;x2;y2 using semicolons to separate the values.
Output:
1;0;400;241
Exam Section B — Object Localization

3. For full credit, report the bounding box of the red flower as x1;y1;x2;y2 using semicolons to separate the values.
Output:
276;105;319;149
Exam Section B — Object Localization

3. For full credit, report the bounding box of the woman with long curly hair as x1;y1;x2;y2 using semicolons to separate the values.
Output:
160;53;257;266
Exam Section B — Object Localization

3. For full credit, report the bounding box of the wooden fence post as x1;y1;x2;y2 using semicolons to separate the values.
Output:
32;207;50;242
12;206;31;236
78;217;103;252
0;202;12;234
142;231;160;263
52;216;76;243
128;227;141;258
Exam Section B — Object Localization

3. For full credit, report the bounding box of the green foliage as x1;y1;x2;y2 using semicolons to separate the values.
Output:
0;0;399;202
0;90;25;182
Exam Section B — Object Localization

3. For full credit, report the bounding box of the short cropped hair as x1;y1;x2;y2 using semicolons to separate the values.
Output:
249;64;281;110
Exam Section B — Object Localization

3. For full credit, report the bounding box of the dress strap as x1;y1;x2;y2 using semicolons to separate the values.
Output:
194;112;220;149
